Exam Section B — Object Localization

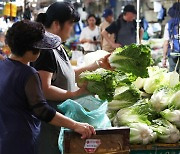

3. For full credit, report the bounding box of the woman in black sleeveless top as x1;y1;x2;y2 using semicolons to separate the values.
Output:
33;2;111;154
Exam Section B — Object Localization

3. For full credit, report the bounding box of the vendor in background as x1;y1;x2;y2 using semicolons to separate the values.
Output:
100;8;115;52
32;2;111;154
79;14;101;53
162;2;180;72
0;20;95;154
102;4;144;48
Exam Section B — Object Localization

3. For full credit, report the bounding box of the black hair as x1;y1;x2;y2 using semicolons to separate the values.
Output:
5;20;44;57
96;16;101;26
36;2;80;28
87;14;96;20
36;13;46;25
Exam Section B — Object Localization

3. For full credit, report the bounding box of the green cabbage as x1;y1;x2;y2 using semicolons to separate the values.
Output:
113;107;149;126
150;86;173;112
169;91;180;110
133;77;145;89
79;68;133;101
113;99;157;126
108;85;140;111
161;109;180;128
166;84;180;109
106;110;117;122
79;69;118;101
129;123;157;145
147;66;167;77
109;44;153;77
143;67;167;94
143;67;179;94
151;118;180;143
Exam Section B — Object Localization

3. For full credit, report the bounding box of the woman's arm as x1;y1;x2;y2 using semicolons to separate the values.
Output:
74;54;112;81
38;70;88;101
25;73;95;139
49;112;96;139
80;39;92;44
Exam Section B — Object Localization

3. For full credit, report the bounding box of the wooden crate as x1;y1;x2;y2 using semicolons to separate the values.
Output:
63;127;130;154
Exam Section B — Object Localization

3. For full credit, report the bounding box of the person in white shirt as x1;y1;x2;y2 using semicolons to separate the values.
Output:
79;14;100;53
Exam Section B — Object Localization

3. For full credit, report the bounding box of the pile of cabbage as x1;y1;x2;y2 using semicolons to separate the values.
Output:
110;66;180;144
79;44;180;144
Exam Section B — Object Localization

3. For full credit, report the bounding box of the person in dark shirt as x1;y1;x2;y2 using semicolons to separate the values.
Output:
32;2;111;154
0;20;95;154
102;4;144;48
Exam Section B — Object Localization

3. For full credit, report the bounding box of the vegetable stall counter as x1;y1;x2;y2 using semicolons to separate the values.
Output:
130;143;180;154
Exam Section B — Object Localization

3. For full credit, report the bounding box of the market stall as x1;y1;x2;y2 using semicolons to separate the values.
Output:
57;43;180;153
54;0;180;152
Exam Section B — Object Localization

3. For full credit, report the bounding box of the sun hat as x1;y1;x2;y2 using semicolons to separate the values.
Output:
33;31;61;50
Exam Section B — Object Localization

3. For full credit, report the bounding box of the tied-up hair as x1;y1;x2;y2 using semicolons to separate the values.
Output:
36;2;80;28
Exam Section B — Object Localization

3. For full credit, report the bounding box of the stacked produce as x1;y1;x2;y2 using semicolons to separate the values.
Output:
79;44;180;144
109;44;153;77
78;68;132;101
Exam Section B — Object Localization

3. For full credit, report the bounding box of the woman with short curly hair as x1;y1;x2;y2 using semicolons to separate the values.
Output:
0;20;95;154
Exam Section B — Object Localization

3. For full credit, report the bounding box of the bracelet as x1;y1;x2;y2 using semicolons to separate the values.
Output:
95;60;100;68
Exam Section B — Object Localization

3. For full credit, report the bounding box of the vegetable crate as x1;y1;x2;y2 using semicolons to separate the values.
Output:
63;127;130;154
130;143;180;154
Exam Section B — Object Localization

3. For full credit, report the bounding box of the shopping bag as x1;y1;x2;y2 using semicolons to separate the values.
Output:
57;96;111;153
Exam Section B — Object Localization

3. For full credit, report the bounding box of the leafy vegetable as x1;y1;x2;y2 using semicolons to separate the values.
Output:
129;123;157;145
109;44;153;77
79;68;132;101
164;71;179;88
169;91;180;110
143;68;167;94
150;86;172;112
151;118;180;143
161;109;180;128
108;85;140;111
106;110;118;122
133;77;145;89
108;100;133;111
113;99;158;126
113;107;149;126
147;66;167;77
143;67;179;94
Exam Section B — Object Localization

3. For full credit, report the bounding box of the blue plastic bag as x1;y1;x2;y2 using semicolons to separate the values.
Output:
57;95;111;153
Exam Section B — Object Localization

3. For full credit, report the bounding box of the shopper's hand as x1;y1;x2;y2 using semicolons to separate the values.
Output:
73;122;96;139
162;59;167;68
86;39;93;43
76;82;90;95
98;54;113;70
111;43;121;49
